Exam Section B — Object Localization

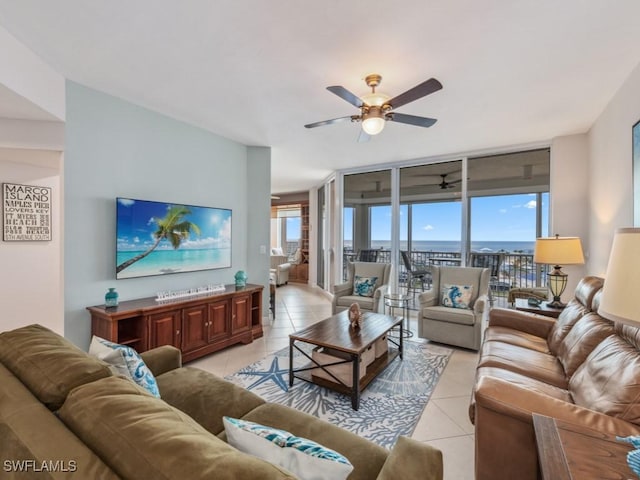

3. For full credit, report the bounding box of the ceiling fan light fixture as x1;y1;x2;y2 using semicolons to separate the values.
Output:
362;116;385;135
361;91;389;107
361;107;386;135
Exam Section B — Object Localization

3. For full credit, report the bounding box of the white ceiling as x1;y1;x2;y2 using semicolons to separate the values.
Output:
1;1;639;194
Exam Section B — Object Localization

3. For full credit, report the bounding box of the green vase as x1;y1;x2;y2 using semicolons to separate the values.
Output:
234;270;247;287
105;288;119;307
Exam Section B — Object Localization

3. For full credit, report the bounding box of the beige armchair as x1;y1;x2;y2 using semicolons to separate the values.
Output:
417;266;490;350
270;249;291;286
332;261;391;314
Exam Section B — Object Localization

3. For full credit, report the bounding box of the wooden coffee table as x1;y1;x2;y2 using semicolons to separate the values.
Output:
289;311;402;410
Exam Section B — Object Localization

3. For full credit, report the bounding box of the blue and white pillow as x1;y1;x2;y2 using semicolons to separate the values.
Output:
223;416;353;480
354;275;378;297
441;284;474;309
89;335;160;398
617;435;640;476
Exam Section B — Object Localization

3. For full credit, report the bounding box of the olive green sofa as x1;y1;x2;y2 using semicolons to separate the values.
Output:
0;324;443;479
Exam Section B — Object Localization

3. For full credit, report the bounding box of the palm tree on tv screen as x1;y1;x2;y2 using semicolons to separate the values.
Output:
116;205;202;274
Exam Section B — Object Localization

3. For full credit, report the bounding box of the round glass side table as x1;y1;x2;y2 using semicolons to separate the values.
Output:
384;293;413;338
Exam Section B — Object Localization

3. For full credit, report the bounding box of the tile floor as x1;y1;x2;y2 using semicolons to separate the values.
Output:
190;283;478;480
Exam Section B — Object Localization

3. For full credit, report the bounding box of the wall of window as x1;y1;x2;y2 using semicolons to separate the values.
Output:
337;149;551;293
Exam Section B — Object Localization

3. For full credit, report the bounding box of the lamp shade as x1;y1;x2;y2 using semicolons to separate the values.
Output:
533;236;585;266
598;228;640;326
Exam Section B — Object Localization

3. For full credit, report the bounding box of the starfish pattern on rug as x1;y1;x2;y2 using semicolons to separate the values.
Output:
238;356;289;392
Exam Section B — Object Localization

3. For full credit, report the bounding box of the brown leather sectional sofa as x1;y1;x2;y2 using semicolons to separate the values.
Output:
471;276;640;480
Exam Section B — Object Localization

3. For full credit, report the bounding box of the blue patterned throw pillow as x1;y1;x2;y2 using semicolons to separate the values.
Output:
441;284;474;309
617;435;640;476
223;416;353;480
354;275;378;297
90;336;160;398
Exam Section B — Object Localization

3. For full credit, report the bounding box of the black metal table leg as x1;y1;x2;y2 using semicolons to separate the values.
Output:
289;339;294;387
351;353;360;410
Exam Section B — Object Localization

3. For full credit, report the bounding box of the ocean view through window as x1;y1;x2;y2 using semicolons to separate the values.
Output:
344;239;536;254
340;150;550;292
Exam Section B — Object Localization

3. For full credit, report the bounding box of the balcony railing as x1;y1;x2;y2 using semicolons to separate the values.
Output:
344;248;549;296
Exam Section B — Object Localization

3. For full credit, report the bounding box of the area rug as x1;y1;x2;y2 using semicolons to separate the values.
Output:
225;341;452;449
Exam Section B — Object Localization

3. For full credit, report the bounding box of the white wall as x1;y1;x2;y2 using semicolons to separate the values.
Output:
587;61;640;275
0;118;64;150
549;134;589;300
0;25;65;120
65;82;269;349
0;148;63;333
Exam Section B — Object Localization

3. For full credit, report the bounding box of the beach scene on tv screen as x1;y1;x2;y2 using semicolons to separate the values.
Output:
116;198;231;279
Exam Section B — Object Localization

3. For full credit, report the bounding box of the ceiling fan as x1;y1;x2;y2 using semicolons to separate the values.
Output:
436;173;461;189
304;74;442;141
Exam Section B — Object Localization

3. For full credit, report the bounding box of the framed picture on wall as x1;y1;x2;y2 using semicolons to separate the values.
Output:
634;120;640;226
2;183;52;241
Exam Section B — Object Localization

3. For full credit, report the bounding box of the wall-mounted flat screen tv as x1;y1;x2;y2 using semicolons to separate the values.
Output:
116;197;231;279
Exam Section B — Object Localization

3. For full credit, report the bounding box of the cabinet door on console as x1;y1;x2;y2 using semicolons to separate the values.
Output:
181;304;209;352
148;310;181;349
208;299;230;342
231;294;251;335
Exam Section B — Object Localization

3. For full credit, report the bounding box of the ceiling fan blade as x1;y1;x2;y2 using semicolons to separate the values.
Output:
304;116;355;129
387;78;442;110
389;112;438;128
327;86;365;108
357;129;371;143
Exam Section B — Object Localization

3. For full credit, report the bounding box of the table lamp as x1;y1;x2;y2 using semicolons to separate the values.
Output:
598;228;640;326
533;235;585;308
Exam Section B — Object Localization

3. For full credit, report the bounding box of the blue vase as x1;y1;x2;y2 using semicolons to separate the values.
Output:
105;288;119;307
235;270;248;287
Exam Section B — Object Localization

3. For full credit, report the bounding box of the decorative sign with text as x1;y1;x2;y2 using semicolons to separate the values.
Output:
3;183;52;241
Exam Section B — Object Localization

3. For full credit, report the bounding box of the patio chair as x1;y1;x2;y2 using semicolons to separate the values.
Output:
357;249;379;262
400;251;432;301
468;252;503;305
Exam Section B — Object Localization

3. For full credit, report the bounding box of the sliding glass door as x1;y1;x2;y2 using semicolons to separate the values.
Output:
342;170;391;280
398;160;463;295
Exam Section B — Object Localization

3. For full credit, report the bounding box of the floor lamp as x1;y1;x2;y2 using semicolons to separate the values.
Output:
533;235;585;308
597;228;640;476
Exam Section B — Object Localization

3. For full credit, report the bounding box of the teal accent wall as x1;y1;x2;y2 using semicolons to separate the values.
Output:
247;146;272;294
64;81;270;348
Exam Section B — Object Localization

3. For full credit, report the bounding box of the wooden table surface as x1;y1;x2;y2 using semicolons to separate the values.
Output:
429;257;462;265
290;311;401;354
515;298;564;319
533;414;635;480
